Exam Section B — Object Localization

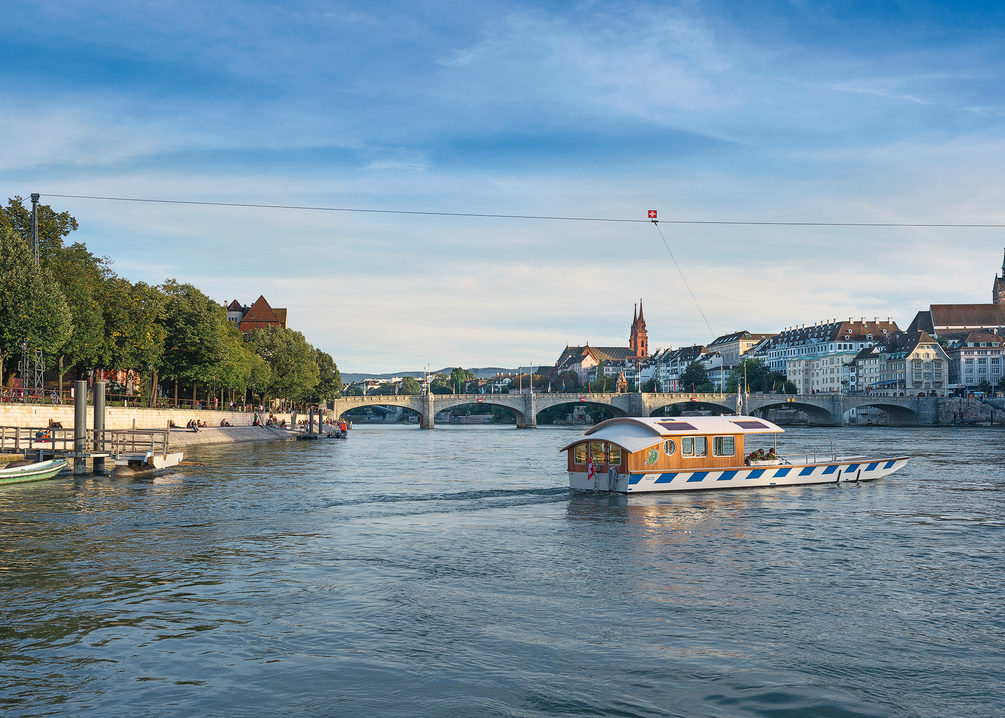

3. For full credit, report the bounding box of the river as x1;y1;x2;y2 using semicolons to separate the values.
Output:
1;425;1002;717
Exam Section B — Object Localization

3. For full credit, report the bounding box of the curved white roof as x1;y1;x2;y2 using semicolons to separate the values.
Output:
560;415;783;454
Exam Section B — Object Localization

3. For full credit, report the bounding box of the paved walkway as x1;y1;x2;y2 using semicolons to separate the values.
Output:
165;425;294;449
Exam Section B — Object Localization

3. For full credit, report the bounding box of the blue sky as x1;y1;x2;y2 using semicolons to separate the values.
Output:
4;1;1005;372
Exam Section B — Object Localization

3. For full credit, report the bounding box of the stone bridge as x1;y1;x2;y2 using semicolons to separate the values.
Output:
331;392;944;428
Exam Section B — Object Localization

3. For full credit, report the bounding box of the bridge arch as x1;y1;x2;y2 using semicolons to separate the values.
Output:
430;397;528;427
748;400;840;426
647;399;735;417
845;402;919;426
533;399;628;425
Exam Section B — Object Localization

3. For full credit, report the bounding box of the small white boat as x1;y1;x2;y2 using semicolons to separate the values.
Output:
561;416;908;493
0;458;69;485
112;451;184;478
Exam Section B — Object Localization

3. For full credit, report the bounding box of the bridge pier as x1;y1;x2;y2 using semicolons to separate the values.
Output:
518;392;536;429
420;394;435;429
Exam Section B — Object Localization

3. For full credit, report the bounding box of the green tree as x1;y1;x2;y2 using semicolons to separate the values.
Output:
552;370;580;392
450;367;476;392
100;278;167;373
216;322;271;406
678;362;714;393
243;325;320;403
159;280;229;395
727;358;770;393
641;378;656;392
429;376;453;394
1;196;78;261
0;228;73;386
346;385;364;396
45;242;109;375
399;376;422;395
313;349;343;401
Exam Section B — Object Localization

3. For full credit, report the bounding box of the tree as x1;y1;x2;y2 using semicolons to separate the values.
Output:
159;280;229;392
1;196;78;261
100;277;167;373
243;325;320;403
0;227;72;386
313;349;343;401
727;358;771;393
641;378;656;393
678;362;714;393
429;376;453;394
450;367;476;393
400;376;422;395
45;242;109;375
552;370;580;392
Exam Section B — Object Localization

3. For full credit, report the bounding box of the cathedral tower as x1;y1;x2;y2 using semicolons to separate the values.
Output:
994;248;1005;305
629;299;649;359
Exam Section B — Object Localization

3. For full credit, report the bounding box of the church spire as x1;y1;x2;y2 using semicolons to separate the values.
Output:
638;298;645;326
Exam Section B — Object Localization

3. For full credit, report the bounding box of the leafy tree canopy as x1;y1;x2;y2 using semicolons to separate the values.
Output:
399;376;422;395
0;227;73;383
243;325;319;402
1;196;79;261
678;362;714;393
313;349;343;401
159;279;229;384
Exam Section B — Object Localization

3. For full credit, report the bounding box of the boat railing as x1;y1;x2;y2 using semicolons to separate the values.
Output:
779;439;836;465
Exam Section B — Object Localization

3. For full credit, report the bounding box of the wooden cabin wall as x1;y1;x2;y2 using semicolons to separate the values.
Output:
625;434;748;472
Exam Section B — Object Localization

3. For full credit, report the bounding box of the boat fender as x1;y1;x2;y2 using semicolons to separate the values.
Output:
836;469;841;484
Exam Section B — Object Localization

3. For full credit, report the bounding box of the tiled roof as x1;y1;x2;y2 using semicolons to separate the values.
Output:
708;331;774;347
928;304;1005;328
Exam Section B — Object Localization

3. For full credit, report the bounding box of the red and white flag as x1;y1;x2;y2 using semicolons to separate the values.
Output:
587;458;596;482
648;210;657;219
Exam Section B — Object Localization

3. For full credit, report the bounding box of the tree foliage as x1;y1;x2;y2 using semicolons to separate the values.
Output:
313;349;343;401
0;227;73;384
1;196;79;261
399;376;422;395
243;326;319;403
678;362;714;393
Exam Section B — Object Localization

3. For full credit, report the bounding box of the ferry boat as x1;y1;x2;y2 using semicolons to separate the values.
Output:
561;416;908;493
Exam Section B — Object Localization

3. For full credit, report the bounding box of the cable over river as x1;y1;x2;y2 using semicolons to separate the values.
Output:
1;425;1002;717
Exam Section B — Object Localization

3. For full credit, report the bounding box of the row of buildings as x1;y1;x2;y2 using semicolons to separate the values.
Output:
552;252;1005;397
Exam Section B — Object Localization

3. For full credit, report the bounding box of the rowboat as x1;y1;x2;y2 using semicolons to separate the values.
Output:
561;416;908;493
0;458;69;485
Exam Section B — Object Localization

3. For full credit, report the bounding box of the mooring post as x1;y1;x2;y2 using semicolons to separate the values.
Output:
308;406;315;435
93;381;106;475
74;380;87;475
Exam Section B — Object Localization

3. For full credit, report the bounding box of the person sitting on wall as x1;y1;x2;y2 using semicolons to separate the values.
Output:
169;420;177;428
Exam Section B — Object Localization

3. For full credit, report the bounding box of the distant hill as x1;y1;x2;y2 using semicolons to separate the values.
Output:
341;366;531;384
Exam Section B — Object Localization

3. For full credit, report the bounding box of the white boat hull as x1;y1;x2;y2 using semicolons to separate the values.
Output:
570;457;909;493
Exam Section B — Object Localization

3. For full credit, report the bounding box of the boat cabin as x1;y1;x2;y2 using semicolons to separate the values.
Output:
561;416;784;475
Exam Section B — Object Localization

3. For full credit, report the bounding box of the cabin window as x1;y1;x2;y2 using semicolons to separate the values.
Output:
663;439;676;456
590;442;605;465
713;436;735;457
573;443;587;465
682;436;707;458
608;445;621;465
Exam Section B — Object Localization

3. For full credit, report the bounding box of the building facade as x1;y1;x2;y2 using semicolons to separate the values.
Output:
945;331;1005;391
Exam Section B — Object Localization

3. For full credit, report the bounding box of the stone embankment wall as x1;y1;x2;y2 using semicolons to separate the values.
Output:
938;397;1005;425
0;404;259;430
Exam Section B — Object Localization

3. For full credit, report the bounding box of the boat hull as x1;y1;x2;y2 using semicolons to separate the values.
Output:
0;458;70;485
570;457;909;493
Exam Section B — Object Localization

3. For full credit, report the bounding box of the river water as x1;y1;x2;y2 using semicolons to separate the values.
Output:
1;425;1002;717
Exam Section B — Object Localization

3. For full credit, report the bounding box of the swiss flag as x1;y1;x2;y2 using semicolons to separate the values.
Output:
648;210;657;219
587;459;596;482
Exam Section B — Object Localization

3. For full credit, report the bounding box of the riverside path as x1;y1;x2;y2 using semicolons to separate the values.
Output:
331;392;945;428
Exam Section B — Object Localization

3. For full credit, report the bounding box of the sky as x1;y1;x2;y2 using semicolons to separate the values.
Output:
4;1;1005;373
